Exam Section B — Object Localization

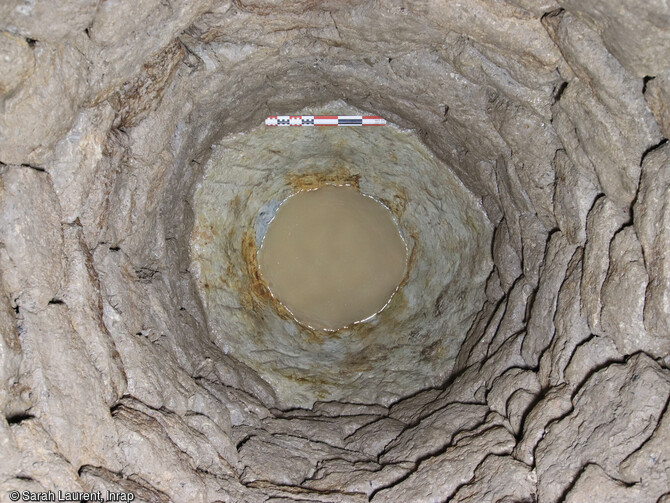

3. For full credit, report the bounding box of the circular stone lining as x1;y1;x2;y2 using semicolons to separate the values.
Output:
189;103;492;408
257;185;408;331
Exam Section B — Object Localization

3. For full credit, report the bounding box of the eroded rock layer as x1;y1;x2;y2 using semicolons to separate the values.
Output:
190;108;491;408
0;1;669;502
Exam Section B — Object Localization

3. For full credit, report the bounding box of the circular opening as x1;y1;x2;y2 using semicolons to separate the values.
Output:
189;106;492;406
258;184;408;331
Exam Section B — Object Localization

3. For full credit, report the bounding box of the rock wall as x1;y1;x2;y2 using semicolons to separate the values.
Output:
190;108;492;408
1;1;669;502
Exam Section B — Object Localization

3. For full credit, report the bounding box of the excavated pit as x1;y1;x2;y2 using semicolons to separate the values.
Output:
1;1;669;502
190;110;491;407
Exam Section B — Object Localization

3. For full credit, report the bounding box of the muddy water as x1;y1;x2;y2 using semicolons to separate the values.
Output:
258;185;408;330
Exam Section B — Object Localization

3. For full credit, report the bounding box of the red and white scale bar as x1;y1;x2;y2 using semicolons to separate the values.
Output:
265;115;386;126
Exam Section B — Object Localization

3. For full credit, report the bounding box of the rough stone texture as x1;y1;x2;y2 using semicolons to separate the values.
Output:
373;423;516;503
450;455;537;503
618;396;670;501
563;463;642;503
0;43;87;165
1;1;669;502
380;403;489;463
635;143;670;337
190;111;492;407
521;231;576;366
552;148;598;245
344;417;406;457
537;248;591;388
238;432;368;487
557;0;670;77
535;354;670;503
486;368;541;420
513;385;574;466
0;167;64;312
581;196;629;333
601;227;670;357
544;11;661;208
303;459;412;497
0;268;23;418
645;71;670;139
563;335;624;388
0;31;34;96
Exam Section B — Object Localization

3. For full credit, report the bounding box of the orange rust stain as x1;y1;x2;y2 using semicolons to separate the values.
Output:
286;168;360;193
397;231;417;289
230;195;240;211
192;224;215;245
120;263;135;282
420;340;442;360
240;231;269;310
276;367;339;390
241;231;294;320
241;230;344;344
340;348;376;373
379;187;408;220
112;39;186;128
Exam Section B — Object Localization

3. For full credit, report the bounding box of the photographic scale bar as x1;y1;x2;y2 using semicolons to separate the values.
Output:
265;115;386;126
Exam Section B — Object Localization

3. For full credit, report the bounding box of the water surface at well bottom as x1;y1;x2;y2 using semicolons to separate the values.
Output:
258;185;408;330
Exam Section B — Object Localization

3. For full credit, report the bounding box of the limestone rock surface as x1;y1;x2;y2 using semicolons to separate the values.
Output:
1;0;669;502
